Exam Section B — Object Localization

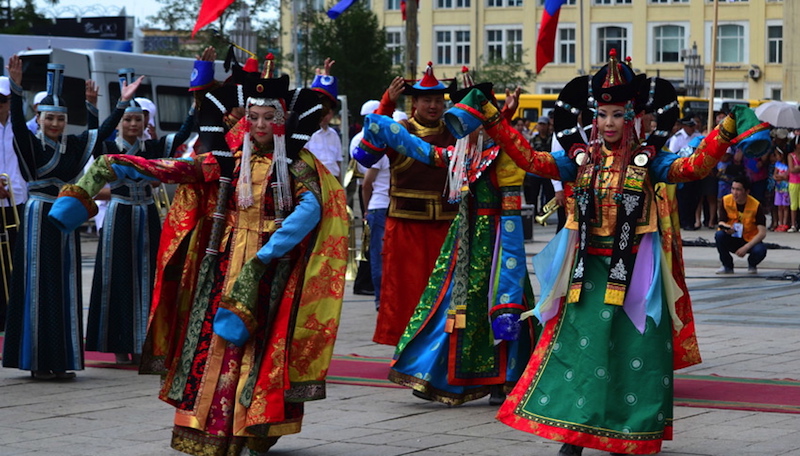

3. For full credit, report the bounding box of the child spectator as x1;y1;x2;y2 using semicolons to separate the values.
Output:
773;149;790;231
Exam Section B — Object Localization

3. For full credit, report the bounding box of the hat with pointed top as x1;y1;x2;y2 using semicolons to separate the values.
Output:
450;65;494;104
591;49;645;105
403;61;456;96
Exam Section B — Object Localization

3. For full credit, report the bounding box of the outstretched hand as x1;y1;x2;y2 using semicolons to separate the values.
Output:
504;86;522;114
386;76;405;103
198;46;216;62
316;57;335;76
85;80;99;106
121;75;145;102
6;55;22;86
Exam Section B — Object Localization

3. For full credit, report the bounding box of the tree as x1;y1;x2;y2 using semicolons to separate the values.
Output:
5;0;50;34
473;48;537;93
303;1;394;121
146;0;279;59
150;0;274;34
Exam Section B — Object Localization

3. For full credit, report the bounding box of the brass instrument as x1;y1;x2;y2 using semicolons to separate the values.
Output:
0;173;19;302
345;206;357;281
152;183;172;220
534;197;560;226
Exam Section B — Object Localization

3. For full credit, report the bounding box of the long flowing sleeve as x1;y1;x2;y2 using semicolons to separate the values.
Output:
214;191;322;346
664;118;735;183
358;114;449;167
49;154;206;232
154;107;196;158
483;116;573;181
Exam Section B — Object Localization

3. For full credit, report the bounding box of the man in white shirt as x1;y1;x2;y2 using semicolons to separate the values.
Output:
668;116;704;230
667;116;701;153
306;109;342;179
0;76;28;326
308;64;343;180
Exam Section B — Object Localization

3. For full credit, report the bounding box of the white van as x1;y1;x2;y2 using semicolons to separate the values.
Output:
16;48;227;137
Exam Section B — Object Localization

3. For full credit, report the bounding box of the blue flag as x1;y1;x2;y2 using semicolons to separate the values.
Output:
327;0;357;19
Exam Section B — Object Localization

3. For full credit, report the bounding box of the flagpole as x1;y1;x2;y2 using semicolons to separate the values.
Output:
579;0;585;75
707;0;719;131
405;0;418;112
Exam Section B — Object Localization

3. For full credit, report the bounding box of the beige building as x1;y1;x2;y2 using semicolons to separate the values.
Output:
281;0;799;101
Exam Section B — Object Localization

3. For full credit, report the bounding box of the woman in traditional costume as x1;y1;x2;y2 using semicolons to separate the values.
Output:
432;50;769;455
354;69;536;406
1;55;141;380
49;56;348;455
85;68;196;365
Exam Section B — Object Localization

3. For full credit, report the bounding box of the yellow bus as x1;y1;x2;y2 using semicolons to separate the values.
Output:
486;93;765;125
493;93;560;122
678;96;766;119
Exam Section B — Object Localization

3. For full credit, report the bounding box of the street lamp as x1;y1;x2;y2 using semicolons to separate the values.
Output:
682;42;704;97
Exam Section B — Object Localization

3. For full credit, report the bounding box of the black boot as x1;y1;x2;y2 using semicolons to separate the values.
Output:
488;385;506;405
558;443;583;456
412;389;433;401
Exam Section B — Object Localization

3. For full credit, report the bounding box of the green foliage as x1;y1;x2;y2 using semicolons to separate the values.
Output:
473;48;537;93
303;1;394;121
149;0;275;33
6;0;50;34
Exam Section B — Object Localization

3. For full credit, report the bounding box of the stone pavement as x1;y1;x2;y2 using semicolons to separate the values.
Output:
1;223;800;456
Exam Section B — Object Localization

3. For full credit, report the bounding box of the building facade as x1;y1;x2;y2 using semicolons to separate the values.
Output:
280;0;797;101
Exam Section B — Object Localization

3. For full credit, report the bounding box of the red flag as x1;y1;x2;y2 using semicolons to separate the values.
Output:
192;0;235;37
535;0;567;74
401;0;407;20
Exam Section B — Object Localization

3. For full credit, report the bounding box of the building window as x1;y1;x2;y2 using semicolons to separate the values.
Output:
386;29;404;66
597;26;627;63
538;0;575;4
436;0;471;7
717;24;744;63
715;88;744;98
768;25;782;64
490;0;523;6
653;25;684;63
558;27;576;64
435;28;471;65
594;0;631;4
487;28;523;62
770;88;781;101
387;0;401;9
649;0;688;3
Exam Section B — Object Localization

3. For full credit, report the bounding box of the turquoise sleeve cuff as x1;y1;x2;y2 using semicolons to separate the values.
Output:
213;308;250;347
48;196;89;233
443;106;484;139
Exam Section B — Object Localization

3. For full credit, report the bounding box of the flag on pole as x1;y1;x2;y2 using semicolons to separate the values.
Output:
401;0;407;20
535;0;567;74
192;0;235;37
327;0;357;19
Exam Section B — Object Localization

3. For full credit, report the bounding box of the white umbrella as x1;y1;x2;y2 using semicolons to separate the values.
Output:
754;101;800;129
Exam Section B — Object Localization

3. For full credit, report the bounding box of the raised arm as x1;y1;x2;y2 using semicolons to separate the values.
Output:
452;89;567;180
7;56;38;179
85;80;99;130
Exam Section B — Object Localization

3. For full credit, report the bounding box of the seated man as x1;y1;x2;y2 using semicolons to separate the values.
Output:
715;175;768;274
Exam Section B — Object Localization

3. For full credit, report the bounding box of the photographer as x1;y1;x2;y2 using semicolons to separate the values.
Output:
715;175;768;274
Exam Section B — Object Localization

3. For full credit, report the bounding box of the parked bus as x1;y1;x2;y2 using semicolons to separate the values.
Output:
16;48;227;136
678;96;766;121
493;93;559;122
